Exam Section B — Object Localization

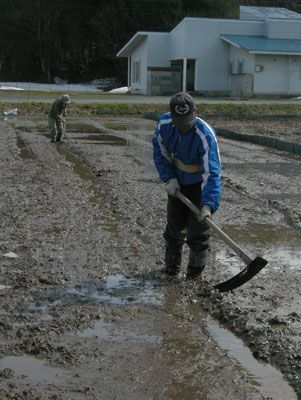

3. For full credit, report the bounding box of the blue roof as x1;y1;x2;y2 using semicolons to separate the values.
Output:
221;34;301;54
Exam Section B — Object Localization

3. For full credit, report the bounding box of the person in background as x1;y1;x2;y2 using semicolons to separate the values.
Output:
152;92;222;279
48;94;71;143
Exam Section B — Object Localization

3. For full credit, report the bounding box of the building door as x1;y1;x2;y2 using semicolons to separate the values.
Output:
171;59;196;93
171;60;183;93
186;59;195;91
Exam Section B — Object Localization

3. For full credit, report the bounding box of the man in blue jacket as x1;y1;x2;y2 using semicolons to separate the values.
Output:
152;92;222;279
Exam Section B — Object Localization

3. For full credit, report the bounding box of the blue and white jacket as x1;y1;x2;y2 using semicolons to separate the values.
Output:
152;112;222;212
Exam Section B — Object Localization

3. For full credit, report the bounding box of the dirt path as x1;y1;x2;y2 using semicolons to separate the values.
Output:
0;116;300;399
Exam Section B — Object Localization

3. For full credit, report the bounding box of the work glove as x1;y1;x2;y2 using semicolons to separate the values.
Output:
197;205;211;222
165;177;180;197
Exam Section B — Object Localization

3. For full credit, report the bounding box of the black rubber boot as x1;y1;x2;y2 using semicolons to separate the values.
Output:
186;250;206;279
56;133;63;143
162;244;182;276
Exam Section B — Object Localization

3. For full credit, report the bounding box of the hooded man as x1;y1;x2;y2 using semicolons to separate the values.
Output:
152;92;222;279
48;94;71;143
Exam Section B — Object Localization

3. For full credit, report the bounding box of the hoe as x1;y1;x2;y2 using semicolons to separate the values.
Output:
176;191;268;292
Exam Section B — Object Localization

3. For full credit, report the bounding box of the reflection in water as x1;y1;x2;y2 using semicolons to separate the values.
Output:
26;274;164;310
77;317;162;343
0;356;65;385
206;318;298;400
74;134;127;145
218;223;301;273
12;273;298;399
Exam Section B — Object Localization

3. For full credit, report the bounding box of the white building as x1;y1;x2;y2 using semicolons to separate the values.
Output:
116;6;301;97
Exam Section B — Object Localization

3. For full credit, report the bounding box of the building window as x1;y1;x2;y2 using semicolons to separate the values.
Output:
230;60;244;74
133;60;141;83
237;59;244;74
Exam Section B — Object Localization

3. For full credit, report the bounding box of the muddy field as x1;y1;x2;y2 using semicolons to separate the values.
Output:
0;114;300;399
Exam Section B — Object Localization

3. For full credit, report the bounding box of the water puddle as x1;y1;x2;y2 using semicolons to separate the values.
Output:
0;356;66;385
104;122;128;131
16;137;35;160
74;134;127;145
20;303;53;321
25;275;163;313
216;224;301;275
206;318;298;400
59;122;127;144
77;317;162;343
15;273;297;399
67;123;102;133
224;161;300;178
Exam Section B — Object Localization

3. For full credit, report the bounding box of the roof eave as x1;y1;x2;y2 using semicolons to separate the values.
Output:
249;50;301;55
221;36;241;48
116;32;148;58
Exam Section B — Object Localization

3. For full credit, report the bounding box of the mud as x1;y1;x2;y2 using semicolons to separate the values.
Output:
0;114;300;399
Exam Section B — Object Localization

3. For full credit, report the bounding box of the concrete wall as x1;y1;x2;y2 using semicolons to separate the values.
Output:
147;68;172;95
231;74;253;97
171;18;263;93
253;54;301;95
170;21;187;60
288;56;301;94
130;33;170;94
147;34;170;67
230;46;255;75
220;19;264;35
183;19;230;91
227;28;301;95
265;19;301;39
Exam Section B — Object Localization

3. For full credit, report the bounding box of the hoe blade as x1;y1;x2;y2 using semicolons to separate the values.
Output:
215;256;268;292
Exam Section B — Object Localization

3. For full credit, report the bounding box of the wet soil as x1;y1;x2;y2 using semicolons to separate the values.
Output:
0;115;300;399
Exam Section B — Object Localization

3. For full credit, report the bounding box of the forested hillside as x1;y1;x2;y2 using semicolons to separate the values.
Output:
1;0;300;84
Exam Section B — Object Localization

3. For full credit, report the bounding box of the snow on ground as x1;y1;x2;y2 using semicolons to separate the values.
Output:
108;86;129;94
0;82;129;93
0;82;102;92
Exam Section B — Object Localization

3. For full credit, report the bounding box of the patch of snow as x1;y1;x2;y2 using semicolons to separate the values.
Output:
2;251;19;258
3;108;18;116
0;81;130;94
0;86;24;91
0;285;11;290
108;86;129;94
0;82;102;92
